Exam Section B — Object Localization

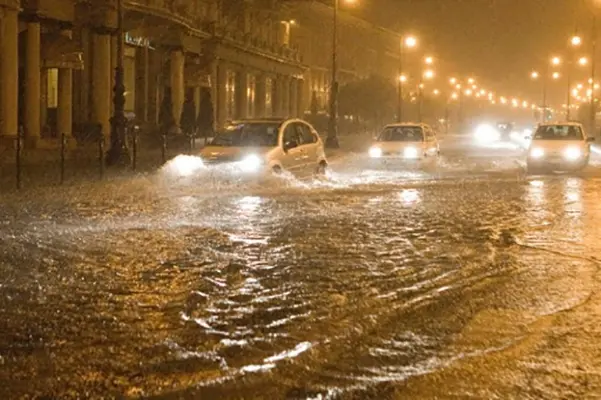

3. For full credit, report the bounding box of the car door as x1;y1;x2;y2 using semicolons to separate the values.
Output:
423;127;437;156
280;122;304;171
296;122;319;167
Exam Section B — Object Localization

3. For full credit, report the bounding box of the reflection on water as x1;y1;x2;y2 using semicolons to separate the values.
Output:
3;153;601;398
399;189;421;205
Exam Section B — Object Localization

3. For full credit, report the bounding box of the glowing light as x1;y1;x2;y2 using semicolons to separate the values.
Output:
424;69;435;79
450;77;457;84
552;56;561;66
425;56;434;65
579;57;588;66
399;74;407;83
552;72;561;79
531;71;539;79
571;35;582;47
468;78;475;84
404;36;418;48
451;92;459;100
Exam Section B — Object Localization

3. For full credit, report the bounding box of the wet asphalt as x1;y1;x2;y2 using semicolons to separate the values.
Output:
2;135;601;399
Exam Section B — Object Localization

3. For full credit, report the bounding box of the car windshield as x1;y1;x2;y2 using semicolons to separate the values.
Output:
211;123;280;147
534;125;583;140
378;126;424;142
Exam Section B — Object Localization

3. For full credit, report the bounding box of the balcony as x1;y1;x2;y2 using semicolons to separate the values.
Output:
219;27;302;64
125;0;202;29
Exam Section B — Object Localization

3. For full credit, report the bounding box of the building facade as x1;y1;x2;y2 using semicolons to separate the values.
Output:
0;0;400;147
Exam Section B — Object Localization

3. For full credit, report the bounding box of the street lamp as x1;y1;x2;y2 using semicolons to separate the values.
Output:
106;0;129;165
397;34;418;122
571;35;583;47
418;68;435;122
425;56;434;65
326;0;356;148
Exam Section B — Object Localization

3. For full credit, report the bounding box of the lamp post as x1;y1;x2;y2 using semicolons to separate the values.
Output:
326;0;355;148
106;0;129;165
566;35;582;120
397;35;417;122
418;60;434;122
590;15;597;135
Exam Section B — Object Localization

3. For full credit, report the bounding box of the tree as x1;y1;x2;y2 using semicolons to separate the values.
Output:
338;74;396;126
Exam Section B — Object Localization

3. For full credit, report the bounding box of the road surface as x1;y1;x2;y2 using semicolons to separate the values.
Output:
2;135;601;399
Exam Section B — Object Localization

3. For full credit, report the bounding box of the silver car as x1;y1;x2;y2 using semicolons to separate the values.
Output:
199;118;328;175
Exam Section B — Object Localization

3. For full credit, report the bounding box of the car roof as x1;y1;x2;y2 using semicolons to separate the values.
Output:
228;118;286;124
383;123;428;128
538;121;584;127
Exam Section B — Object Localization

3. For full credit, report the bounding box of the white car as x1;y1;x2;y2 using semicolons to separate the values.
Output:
368;123;440;161
527;122;594;173
198;118;328;175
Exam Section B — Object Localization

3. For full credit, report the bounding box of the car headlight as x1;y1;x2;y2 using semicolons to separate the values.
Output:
530;147;545;158
170;155;205;176
403;147;419;159
475;124;501;143
369;147;382;158
563;146;582;161
239;154;263;172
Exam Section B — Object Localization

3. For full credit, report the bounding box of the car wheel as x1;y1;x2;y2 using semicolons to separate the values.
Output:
316;161;328;176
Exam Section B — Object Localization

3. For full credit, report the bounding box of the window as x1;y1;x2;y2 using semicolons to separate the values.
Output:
265;77;273;116
534;125;583;140
378;126;424;142
247;74;256;117
211;122;280;147
124;48;136;113
47;68;58;108
283;123;300;146
226;70;237;120
296;123;317;144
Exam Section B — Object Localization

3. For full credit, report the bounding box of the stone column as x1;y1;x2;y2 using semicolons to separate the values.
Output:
281;75;290;117
74;27;91;124
273;77;282;117
289;78;298;118
110;35;117;114
25;18;41;145
92;30;112;141
57;29;73;137
236;70;248;119
135;46;149;122
170;49;185;129
215;62;227;127
1;6;19;137
194;86;201;119
255;74;266;117
147;50;160;125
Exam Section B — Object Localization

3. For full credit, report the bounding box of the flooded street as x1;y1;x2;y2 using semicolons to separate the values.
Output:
3;136;601;399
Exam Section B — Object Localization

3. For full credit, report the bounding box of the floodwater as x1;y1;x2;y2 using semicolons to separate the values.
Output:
2;136;601;399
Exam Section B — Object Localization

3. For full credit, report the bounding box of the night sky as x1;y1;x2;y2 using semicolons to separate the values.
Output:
357;0;595;106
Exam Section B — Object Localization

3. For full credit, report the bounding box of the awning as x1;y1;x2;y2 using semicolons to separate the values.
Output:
41;33;84;70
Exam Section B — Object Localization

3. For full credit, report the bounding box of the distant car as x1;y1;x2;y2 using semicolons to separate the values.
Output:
198;118;328;175
527;122;594;173
368;123;440;162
